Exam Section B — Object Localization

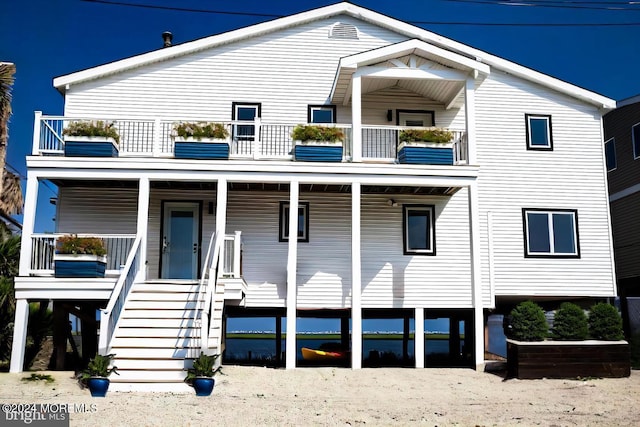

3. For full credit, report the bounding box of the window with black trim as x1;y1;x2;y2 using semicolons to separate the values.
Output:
605;138;616;171
232;102;261;152
632;123;640;159
279;201;309;242
523;209;579;258
403;205;435;255
525;114;553;150
308;105;336;124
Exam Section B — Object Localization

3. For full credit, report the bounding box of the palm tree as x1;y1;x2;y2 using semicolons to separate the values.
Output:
0;63;22;219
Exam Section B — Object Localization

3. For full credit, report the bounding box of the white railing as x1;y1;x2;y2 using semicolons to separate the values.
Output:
30;233;136;276
361;125;468;164
98;235;142;354
197;231;223;353
222;231;242;277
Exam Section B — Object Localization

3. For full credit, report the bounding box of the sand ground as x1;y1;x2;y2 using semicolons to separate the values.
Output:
0;366;639;426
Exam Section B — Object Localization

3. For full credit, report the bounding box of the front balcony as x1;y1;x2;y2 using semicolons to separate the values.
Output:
33;115;468;165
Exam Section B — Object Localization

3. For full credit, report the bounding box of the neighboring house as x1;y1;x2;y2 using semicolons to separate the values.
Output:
603;94;640;337
10;3;616;390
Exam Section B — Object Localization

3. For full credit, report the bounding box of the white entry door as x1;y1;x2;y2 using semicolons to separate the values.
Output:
161;202;200;279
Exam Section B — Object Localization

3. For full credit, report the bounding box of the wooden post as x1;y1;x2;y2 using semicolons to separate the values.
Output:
403;315;410;365
449;317;461;362
53;301;68;370
81;304;98;366
275;316;282;367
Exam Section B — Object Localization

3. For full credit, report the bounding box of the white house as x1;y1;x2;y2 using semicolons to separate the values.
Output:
11;3;617;391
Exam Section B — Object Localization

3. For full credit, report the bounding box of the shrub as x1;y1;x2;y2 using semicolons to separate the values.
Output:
551;302;588;340
507;301;548;341
185;353;221;384
399;128;453;144
173;122;229;140
63;120;120;144
291;125;344;142
588;303;624;340
56;235;106;256
81;354;118;382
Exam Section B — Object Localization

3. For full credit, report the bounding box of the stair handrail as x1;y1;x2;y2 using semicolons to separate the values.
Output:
197;230;223;353
98;235;142;354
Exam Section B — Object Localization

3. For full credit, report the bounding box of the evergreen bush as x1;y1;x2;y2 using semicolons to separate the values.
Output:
588;303;624;340
551;302;588;340
507;301;548;341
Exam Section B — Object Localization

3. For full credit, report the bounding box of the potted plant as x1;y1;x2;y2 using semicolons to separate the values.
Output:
54;234;107;278
62;120;120;157
291;124;345;162
397;128;454;165
81;354;118;397
506;301;630;379
172;121;230;159
185;352;221;396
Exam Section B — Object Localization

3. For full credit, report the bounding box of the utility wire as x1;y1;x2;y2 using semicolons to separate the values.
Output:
444;0;640;11
79;0;640;26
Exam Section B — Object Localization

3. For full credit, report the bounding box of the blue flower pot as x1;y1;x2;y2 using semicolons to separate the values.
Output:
192;377;215;396
87;377;110;397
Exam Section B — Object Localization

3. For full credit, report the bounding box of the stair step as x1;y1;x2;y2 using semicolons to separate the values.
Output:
125;301;200;310
112;337;202;348
127;293;203;302
108;348;205;359
121;309;197;319
133;284;200;293
110;370;187;382
117;318;198;328
114;359;194;370
116;327;200;338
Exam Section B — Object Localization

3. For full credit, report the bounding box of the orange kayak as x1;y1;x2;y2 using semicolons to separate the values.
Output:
301;347;347;361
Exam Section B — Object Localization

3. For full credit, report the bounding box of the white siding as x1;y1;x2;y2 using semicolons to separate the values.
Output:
64;16;408;122
475;70;615;304
57;187;138;234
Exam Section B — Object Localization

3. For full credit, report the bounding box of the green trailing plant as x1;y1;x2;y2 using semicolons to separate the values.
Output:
185;353;221;384
56;235;106;256
81;354;118;381
291;125;344;143
399;128;454;144
588;303;624;340
63;120;120;144
551;302;588;340
507;301;548;342
22;373;54;383
173;122;229;140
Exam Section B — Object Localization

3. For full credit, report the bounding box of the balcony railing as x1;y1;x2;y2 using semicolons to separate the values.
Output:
29;234;136;277
33;113;467;164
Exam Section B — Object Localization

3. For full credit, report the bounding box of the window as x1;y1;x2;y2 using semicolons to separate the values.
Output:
397;110;435;127
523;209;579;257
403;205;435;255
525;114;553;150
308;105;336;124
279;201;309;242
232;102;261;147
605;138;616;171
633;123;640;159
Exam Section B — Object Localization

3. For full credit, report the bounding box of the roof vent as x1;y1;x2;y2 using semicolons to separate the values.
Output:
329;22;358;40
162;31;173;48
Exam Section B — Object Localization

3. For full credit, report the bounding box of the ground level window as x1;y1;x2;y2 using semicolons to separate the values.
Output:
403;205;435;255
523;209;579;257
279;201;309;242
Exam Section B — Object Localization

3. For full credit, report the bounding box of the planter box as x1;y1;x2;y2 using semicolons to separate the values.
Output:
54;254;107;278
174;137;229;159
397;142;453;165
506;338;630;379
64;137;119;157
293;141;343;162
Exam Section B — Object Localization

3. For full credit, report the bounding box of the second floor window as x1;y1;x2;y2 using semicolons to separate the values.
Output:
308;105;336;123
525;114;553;150
633;123;640;159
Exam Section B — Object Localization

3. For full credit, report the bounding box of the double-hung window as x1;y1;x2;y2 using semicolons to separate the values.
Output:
523;209;579;257
403;205;435;255
605;138;616;171
232;102;261;154
633;123;640;159
525;114;553;150
308;105;336;124
279;201;309;242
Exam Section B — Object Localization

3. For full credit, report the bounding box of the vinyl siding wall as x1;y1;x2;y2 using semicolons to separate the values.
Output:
604;102;640;193
610;193;640;280
475;70;615;303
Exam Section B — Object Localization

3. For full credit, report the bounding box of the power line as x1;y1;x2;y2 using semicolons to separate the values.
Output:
444;0;640;12
79;0;640;26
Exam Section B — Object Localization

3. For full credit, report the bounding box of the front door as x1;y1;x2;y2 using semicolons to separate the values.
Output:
161;202;200;279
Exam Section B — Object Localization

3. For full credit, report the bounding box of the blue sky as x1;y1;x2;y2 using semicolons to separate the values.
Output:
2;0;640;230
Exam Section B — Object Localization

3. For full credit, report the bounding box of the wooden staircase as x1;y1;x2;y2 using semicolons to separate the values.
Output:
108;279;215;392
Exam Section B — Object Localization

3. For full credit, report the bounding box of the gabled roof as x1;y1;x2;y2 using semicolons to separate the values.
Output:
616;93;640;109
53;2;615;109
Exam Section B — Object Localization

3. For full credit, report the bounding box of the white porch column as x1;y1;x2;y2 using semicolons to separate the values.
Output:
351;75;362;162
285;181;299;369
468;181;484;370
216;178;228;237
464;77;477;164
135;177;150;282
9;300;29;372
414;308;425;368
18;174;39;276
351;182;362;369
